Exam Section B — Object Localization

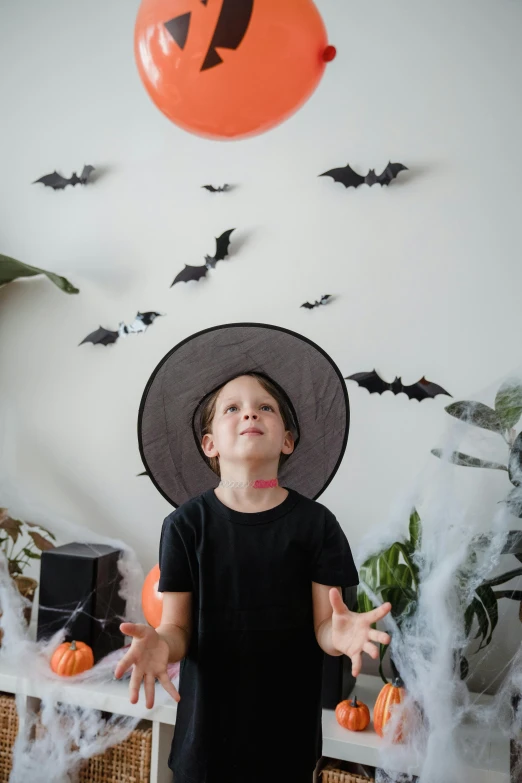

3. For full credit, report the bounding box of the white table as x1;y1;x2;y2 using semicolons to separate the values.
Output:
0;659;510;783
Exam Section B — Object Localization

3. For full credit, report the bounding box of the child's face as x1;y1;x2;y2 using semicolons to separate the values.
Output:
201;375;294;472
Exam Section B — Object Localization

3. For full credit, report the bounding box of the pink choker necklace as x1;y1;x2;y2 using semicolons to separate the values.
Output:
218;478;279;489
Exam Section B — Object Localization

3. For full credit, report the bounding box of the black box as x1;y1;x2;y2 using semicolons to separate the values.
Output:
37;542;126;663
321;585;357;709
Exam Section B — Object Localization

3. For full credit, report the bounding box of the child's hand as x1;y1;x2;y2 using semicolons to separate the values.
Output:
329;589;392;677
115;622;180;709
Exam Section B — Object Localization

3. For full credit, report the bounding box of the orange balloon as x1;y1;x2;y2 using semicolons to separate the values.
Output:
142;563;163;628
134;0;333;140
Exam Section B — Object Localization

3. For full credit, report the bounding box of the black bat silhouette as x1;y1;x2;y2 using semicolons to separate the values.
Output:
319;162;408;188
33;165;95;190
79;327;119;346
202;184;230;193
164;0;253;71
345;370;452;401
79;312;163;347
171;228;235;286
300;294;332;310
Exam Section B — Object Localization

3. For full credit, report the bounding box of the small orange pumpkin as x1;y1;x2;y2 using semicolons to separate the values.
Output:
335;693;371;732
373;675;407;742
50;640;94;676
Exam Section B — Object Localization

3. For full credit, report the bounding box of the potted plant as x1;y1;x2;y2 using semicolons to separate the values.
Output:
432;378;522;664
358;379;522;684
0;508;56;644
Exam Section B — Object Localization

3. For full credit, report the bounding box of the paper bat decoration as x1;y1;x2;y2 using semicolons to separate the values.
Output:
33;165;95;190
202;184;230;193
300;294;332;310
119;311;163;334
79;311;163;347
345;370;452;401
171;228;235;286
319;162;408;188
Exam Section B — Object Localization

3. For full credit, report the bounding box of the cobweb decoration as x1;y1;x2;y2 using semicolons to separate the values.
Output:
1;365;521;782
0;411;178;783
355;370;522;783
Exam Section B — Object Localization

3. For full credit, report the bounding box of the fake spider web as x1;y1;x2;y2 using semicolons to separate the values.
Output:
0;368;521;783
0;413;180;782
354;369;522;782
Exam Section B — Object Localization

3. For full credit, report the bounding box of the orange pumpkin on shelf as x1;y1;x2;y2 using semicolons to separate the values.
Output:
335;694;370;732
50;640;94;677
373;674;408;742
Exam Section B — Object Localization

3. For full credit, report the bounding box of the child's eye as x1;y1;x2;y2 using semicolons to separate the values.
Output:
225;404;273;413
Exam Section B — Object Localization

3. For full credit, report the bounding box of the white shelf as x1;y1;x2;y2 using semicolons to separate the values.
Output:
0;654;178;726
321;674;510;783
0;657;510;783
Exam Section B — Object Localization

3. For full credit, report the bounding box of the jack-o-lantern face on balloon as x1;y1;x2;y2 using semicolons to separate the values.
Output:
134;0;334;140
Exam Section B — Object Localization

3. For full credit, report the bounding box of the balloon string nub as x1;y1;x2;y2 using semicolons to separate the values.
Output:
322;45;337;62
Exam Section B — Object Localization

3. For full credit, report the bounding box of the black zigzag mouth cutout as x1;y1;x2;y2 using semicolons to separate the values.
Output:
164;0;254;71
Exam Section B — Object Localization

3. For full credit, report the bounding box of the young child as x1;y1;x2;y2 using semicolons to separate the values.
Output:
115;323;391;783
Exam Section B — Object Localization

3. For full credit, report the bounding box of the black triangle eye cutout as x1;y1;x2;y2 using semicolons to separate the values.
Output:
164;12;191;50
201;0;208;4
201;0;254;71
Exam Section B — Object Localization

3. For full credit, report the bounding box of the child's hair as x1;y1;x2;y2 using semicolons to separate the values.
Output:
199;372;297;477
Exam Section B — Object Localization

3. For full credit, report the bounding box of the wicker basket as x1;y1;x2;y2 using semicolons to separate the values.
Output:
34;717;152;783
320;760;375;783
0;692;152;783
77;721;152;783
0;693;18;782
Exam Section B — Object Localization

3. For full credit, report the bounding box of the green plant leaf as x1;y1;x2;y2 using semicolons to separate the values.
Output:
508;432;522;487
8;560;23;577
378;544;400;586
458;654;469;680
495;381;522;430
28;531;55;551
22;547;42;559
475;584;498;646
408;508;422;551
464;601;475;637
0;516;22;544
0;254;79;294
481;567;522;588
392;542;420;589
470;596;489;645
431;449;508;471
444;401;504;434
357;586;375;614
493;590;522;601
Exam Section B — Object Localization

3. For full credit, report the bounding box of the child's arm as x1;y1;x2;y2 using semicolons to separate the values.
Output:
155;590;193;662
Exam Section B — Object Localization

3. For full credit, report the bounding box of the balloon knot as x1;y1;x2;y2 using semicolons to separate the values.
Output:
323;45;337;62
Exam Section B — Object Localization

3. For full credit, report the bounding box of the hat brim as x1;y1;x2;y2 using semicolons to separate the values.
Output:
138;322;349;507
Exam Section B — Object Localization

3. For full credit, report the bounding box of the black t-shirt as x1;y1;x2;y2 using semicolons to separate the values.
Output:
158;486;359;783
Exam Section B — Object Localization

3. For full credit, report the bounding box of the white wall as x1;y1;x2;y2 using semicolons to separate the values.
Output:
1;1;521;684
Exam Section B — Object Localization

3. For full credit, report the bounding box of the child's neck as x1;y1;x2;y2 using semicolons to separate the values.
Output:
213;481;288;514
